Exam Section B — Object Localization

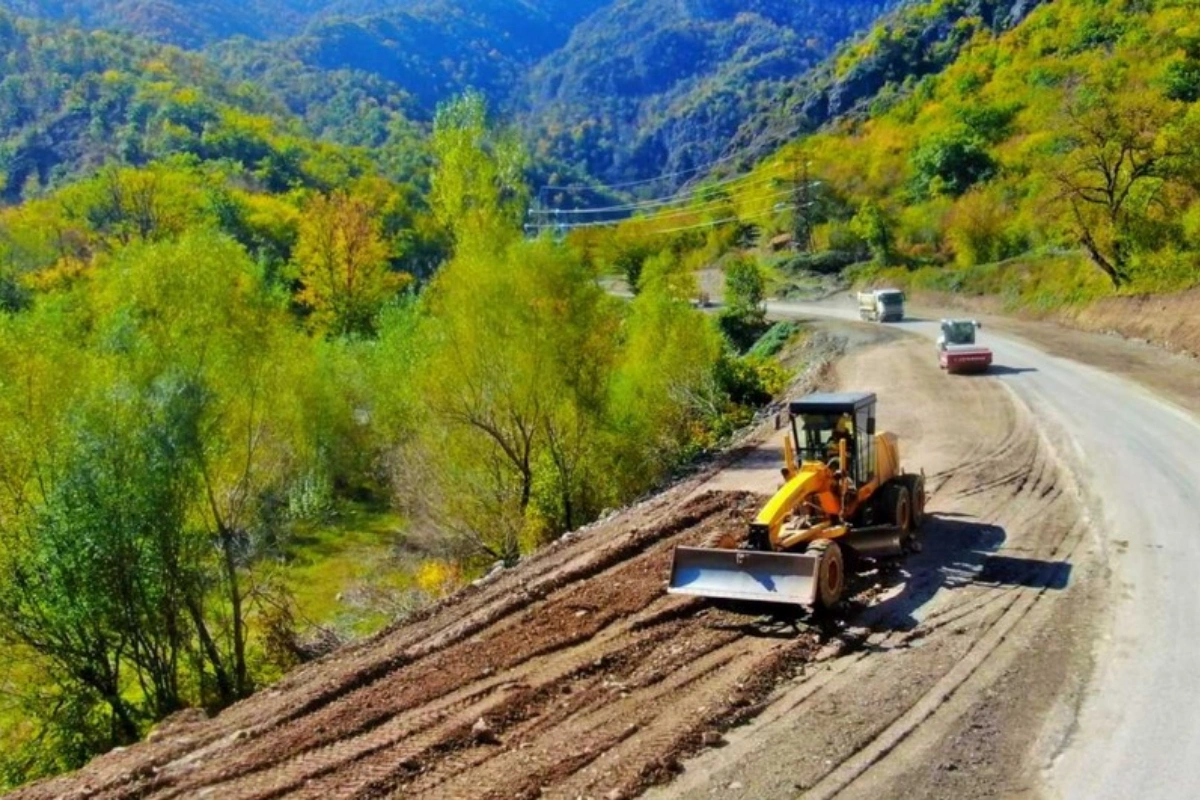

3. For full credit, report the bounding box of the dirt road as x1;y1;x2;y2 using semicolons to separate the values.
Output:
773;299;1200;800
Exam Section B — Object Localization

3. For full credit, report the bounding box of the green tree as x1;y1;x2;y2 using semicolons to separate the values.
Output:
849;199;893;264
910;126;997;198
0;382;207;744
1055;90;1187;287
430;92;527;259
295;191;409;337
718;257;768;351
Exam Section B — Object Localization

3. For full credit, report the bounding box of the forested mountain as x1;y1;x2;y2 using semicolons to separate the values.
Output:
0;0;614;49
0;0;328;46
724;0;1052;166
0;0;902;193
259;0;612;110
584;0;1200;309
524;0;899;190
0;12;430;201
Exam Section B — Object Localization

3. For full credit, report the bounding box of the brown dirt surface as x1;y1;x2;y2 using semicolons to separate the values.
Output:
645;331;1099;800
12;327;1100;800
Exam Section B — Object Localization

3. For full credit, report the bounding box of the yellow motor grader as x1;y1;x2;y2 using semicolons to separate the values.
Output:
669;392;925;608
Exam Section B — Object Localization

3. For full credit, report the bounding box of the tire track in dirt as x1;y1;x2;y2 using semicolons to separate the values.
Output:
800;344;1090;797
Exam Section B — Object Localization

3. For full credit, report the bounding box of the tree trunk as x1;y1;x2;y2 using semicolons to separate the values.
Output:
218;524;250;698
185;594;234;704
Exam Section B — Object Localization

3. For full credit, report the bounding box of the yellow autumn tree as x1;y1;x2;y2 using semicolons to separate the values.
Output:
295;191;409;336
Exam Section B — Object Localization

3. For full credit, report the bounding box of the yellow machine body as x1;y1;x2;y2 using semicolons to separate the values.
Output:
668;392;920;608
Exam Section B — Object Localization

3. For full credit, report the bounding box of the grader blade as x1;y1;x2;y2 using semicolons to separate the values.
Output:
667;546;820;606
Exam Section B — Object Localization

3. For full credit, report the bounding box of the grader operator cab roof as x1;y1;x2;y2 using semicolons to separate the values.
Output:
789;392;876;416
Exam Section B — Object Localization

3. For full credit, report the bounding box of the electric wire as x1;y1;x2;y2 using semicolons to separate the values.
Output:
540;150;743;193
525;186;798;233
531;167;797;216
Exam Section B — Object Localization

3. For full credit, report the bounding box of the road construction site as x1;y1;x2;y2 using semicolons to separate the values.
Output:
16;298;1200;800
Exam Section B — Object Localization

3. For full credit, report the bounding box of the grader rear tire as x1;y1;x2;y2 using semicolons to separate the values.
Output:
906;475;927;528
808;539;845;609
887;483;914;533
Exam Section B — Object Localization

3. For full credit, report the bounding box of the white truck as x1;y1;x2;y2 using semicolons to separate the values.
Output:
857;289;905;322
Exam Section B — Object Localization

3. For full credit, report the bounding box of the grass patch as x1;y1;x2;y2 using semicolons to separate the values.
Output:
748;320;803;359
281;506;420;637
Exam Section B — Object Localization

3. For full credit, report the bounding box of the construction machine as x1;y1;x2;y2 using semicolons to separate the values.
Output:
668;392;925;609
937;319;992;374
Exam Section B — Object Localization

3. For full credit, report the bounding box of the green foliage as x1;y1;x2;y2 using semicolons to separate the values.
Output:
910;125;998;197
0;229;328;785
849;200;894;264
718;257;769;352
747;321;803;359
430;92;527;259
1163;56;1200;102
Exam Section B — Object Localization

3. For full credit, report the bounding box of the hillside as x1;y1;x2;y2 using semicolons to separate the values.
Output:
524;0;897;191
0;0;902;193
786;0;1200;300
0;11;419;201
583;0;1199;311
0;0;327;46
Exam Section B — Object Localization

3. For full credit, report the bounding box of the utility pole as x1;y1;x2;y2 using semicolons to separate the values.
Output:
792;153;815;252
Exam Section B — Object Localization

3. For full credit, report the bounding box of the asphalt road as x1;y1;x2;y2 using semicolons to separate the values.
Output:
769;298;1200;799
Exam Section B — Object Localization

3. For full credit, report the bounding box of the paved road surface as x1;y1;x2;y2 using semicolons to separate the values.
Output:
770;299;1200;800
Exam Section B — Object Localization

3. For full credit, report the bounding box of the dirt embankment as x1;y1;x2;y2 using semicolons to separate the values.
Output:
14;490;820;800
13;330;1098;800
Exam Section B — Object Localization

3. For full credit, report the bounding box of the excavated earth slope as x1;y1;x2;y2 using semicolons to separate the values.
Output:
15;332;1098;800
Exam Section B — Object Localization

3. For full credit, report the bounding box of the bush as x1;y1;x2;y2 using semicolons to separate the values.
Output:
776;250;862;275
747;321;802;359
910;126;998;198
718;310;770;353
715;352;789;408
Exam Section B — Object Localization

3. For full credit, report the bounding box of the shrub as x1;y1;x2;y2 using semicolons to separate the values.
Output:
910;126;998;198
747;321;802;359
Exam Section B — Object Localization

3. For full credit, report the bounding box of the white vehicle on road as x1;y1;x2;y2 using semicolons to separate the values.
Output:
857;289;905;322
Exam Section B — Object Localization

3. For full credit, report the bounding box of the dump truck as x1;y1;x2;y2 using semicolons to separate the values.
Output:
858;289;905;322
668;392;925;608
937;319;992;374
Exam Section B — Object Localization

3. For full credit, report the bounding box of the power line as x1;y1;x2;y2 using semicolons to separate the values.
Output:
625;204;787;236
526;186;798;233
540;150;744;194
530;169;794;217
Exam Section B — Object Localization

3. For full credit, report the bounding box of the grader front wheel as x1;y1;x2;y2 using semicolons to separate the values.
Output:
808;539;845;609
